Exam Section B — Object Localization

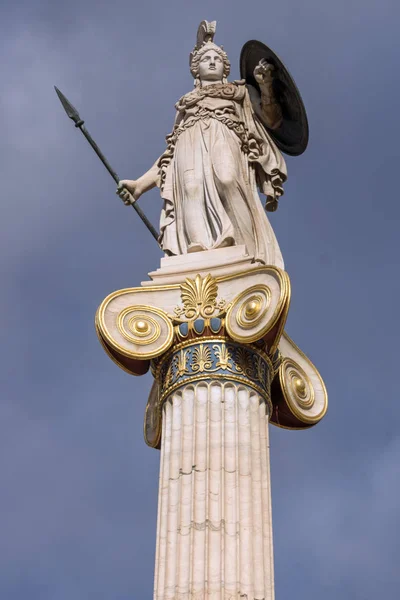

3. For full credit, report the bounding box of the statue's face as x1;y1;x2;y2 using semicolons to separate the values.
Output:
198;49;224;82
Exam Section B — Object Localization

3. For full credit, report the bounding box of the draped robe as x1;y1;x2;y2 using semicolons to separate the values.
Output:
157;80;287;268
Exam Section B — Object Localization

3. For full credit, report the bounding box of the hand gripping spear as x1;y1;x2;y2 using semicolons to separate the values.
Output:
54;86;159;242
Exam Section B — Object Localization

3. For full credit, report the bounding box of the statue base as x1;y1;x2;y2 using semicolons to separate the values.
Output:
144;245;255;286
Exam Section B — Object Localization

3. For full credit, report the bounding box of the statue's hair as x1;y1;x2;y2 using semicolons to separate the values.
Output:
190;41;231;82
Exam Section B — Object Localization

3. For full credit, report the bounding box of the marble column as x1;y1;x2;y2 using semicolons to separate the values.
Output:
154;381;274;600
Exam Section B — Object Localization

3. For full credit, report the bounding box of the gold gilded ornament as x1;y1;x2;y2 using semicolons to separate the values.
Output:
133;320;150;335
213;342;233;370
153;337;273;410
227;284;274;342
191;343;213;373
287;366;314;409
119;310;160;345
97;302;174;361
293;376;306;398
279;357;319;420
173;274;227;320
237;290;270;329
174;348;191;377
245;297;262;318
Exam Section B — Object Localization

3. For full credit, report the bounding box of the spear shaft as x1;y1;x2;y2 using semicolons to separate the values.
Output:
55;86;159;242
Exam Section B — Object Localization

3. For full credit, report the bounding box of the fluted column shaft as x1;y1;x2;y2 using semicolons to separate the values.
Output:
154;381;274;600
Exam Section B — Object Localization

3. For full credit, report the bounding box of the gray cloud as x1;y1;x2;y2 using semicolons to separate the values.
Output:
1;0;399;598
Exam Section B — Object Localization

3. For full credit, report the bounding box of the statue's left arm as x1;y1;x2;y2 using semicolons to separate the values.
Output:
240;74;287;212
253;59;283;130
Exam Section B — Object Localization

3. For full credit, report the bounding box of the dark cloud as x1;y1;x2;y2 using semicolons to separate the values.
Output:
1;0;399;598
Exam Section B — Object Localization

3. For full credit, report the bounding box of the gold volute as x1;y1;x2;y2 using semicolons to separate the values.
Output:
244;298;262;319
135;320;150;334
293;376;306;397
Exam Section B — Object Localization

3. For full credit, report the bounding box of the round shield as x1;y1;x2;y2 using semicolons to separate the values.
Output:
240;40;309;156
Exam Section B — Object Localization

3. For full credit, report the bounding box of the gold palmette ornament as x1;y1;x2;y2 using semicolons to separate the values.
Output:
173;274;227;320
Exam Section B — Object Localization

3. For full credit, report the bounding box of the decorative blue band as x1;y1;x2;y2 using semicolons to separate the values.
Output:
153;338;272;409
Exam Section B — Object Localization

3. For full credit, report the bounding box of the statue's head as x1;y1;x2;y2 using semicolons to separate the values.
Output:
190;21;230;86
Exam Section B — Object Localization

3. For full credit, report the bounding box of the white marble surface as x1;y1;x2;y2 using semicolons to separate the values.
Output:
154;382;275;600
144;246;254;286
117;20;287;267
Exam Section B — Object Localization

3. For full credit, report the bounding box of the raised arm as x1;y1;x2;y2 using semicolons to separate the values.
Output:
253;59;283;130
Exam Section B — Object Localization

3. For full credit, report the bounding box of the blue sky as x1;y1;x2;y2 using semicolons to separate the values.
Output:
1;0;399;598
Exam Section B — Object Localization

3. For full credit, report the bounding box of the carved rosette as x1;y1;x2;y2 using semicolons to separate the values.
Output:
95;268;327;444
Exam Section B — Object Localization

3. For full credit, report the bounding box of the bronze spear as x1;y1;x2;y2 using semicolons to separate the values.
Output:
54;86;159;242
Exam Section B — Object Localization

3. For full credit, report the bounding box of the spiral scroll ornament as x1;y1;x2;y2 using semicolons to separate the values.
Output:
226;284;275;343
118;309;161;345
279;357;326;424
97;302;174;361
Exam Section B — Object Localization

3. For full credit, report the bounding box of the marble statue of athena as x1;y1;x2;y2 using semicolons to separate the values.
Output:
95;19;327;600
117;21;287;268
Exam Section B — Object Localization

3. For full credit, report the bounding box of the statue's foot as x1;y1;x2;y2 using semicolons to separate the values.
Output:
187;236;235;254
187;243;207;253
216;236;235;248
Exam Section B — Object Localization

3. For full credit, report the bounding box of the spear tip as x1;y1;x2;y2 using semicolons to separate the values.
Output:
54;85;83;126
